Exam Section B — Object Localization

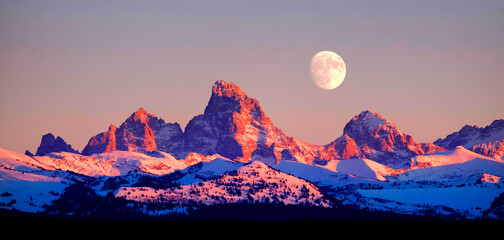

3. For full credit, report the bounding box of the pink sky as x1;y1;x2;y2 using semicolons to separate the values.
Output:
1;1;503;153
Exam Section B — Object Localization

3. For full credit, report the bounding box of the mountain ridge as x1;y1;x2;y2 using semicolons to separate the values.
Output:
33;80;449;168
435;119;504;160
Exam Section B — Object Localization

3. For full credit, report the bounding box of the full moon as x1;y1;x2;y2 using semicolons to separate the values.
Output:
310;51;346;90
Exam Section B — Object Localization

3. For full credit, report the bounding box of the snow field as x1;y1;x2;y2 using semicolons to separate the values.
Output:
358;184;504;216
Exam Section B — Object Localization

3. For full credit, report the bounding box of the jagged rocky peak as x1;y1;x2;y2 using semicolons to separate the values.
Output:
78;82;449;167
186;82;325;163
211;80;245;98
434;119;504;150
114;107;158;153
82;107;184;158
355;110;393;127
482;119;504;137
184;80;278;160
325;134;362;159
121;107;165;133
434;119;504;159
344;110;397;141
353;110;385;121
82;124;117;155
108;124;117;131
35;133;78;156
462;124;479;131
342;110;445;167
129;107;155;122
204;80;267;122
185;83;445;166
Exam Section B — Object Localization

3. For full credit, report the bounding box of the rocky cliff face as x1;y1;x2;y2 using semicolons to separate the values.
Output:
471;141;504;160
82;108;184;158
342;110;446;166
114;107;157;153
434;119;504;159
435;120;504;149
81;124;117;156
183;80;330;163
184;80;288;161
35;133;78;156
324;134;362;160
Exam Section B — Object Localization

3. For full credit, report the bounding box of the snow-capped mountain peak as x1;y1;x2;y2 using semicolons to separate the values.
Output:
342;110;445;167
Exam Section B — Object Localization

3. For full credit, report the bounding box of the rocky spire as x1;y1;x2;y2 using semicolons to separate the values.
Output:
35;133;78;156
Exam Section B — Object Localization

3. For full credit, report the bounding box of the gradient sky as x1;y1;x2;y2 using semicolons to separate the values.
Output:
1;0;503;154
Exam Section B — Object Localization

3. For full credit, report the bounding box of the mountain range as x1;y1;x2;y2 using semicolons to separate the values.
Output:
2;80;504;220
34;80;449;168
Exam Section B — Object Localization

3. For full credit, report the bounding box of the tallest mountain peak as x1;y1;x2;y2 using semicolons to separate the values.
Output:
213;80;239;88
204;80;259;116
212;80;245;98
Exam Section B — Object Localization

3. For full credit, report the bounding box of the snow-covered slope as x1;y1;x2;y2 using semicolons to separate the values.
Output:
1;141;504;219
0;147;218;177
0;174;68;212
37;151;190;176
357;184;503;217
0;149;70;212
175;158;243;185
399;158;504;182
274;160;380;187
116;161;332;207
410;146;503;168
397;147;504;182
0;147;55;172
318;158;401;181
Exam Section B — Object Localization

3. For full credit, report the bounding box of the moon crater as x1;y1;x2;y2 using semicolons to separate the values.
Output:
310;51;346;90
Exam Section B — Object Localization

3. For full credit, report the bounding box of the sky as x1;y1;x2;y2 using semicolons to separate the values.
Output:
1;0;503;154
